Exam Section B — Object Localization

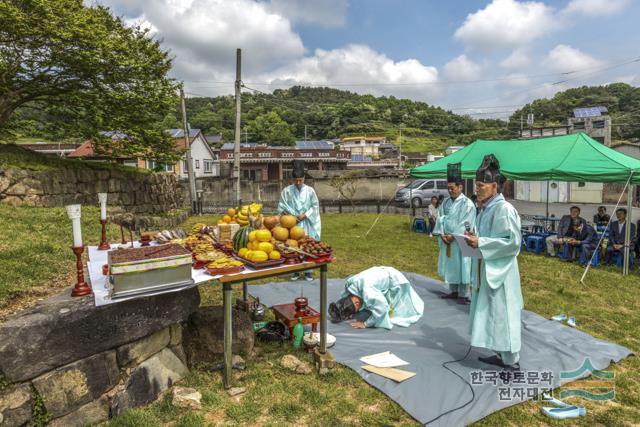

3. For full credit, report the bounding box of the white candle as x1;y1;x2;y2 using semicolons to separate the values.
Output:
66;204;83;247
98;193;108;221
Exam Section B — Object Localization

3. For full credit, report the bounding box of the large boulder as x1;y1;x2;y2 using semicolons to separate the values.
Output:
116;328;171;368
32;351;119;418
0;287;200;382
48;395;110;427
182;306;254;367
0;384;32;427
110;348;188;416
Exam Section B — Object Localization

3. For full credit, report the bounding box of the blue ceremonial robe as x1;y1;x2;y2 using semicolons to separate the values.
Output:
278;184;321;240
432;194;476;293
469;194;523;354
341;266;424;329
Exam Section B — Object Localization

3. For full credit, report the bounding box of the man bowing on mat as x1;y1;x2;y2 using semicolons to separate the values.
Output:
465;154;523;372
433;162;476;304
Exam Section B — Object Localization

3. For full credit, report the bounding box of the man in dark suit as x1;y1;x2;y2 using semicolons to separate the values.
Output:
562;219;599;266
545;206;585;256
605;208;637;266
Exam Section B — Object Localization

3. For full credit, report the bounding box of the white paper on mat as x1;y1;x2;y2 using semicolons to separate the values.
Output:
453;234;483;259
360;351;409;368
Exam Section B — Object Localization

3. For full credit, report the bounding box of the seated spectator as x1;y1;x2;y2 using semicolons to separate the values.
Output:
546;206;585;257
423;196;439;235
593;206;610;228
561;219;599;266
605;208;637;266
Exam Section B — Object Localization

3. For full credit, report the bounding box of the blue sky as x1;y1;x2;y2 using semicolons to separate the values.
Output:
96;0;640;117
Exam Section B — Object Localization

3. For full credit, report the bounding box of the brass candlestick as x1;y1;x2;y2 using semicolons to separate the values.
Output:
71;246;92;297
98;219;110;250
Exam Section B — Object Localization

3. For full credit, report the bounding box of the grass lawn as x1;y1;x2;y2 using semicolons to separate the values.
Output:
396;136;452;156
0;209;638;425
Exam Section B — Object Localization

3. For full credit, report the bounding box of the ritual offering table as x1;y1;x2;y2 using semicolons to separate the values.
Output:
271;302;320;336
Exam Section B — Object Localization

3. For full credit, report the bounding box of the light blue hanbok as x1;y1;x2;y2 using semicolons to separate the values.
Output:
278;184;321;240
432;194;476;297
341;266;424;329
469;194;523;361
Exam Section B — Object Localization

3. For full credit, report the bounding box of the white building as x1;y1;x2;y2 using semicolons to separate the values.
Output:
166;129;220;178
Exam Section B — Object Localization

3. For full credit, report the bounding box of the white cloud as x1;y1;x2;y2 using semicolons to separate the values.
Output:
454;0;558;52
542;44;605;73
443;55;482;81
261;44;440;99
267;0;348;27
503;73;532;87
499;48;532;69
562;0;630;16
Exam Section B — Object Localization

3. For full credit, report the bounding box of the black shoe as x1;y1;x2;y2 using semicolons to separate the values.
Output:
478;355;505;367
457;297;471;305
440;292;459;299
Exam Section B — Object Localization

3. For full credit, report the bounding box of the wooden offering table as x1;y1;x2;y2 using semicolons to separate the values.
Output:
272;303;321;336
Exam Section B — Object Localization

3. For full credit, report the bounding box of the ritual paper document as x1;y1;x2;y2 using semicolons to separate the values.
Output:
453;234;483;259
360;351;409;368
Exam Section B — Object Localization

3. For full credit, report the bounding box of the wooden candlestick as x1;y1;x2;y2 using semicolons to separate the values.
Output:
71;246;92;297
98;219;110;250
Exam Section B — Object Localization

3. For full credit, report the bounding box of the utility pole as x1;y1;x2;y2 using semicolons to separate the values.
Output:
180;86;197;213
233;48;242;208
398;127;402;170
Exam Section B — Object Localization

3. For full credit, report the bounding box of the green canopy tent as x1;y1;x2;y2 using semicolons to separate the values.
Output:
410;133;640;275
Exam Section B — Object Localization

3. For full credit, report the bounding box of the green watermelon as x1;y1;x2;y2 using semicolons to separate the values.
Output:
233;226;253;252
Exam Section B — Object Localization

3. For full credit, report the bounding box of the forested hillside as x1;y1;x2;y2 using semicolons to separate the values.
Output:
509;83;640;141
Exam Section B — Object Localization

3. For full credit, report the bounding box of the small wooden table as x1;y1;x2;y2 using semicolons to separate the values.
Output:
272;303;320;336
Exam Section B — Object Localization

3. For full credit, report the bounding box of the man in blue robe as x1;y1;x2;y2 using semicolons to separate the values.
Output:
433;162;476;304
278;160;321;281
328;266;424;329
465;155;523;372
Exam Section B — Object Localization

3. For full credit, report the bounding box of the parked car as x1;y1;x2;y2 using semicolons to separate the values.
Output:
395;179;449;207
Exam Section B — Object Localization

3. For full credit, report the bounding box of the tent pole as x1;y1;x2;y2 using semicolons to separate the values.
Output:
623;185;633;275
546;181;550;219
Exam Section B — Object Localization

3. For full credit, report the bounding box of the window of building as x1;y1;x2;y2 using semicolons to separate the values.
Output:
593;137;605;144
300;152;312;157
593;120;605;129
282;153;294;158
573;121;585;130
242;169;262;181
258;152;271;157
204;160;213;174
319;152;330;157
182;160;188;172
148;160;174;173
195;160;200;169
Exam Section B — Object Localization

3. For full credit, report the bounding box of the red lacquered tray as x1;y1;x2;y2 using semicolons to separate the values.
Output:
232;254;285;269
206;265;244;276
192;260;209;269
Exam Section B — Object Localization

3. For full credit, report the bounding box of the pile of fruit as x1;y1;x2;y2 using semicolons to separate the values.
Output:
235;228;281;263
298;236;332;257
218;203;263;227
193;242;226;262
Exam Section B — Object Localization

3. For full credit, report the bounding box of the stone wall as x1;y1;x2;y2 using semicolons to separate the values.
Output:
185;175;412;208
0;287;200;427
0;167;183;214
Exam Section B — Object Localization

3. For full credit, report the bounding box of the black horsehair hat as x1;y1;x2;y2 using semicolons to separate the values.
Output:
292;159;305;178
476;154;505;184
447;162;463;184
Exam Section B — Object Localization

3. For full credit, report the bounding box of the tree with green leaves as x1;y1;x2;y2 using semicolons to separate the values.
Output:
0;0;180;161
247;111;295;145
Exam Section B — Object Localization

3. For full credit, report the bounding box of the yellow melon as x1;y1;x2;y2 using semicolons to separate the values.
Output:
238;248;248;258
222;215;231;223
251;250;268;262
256;229;272;242
280;215;297;229
245;250;254;260
272;226;289;241
289;226;305;240
286;239;298;248
248;230;258;242
258;242;274;254
269;250;281;260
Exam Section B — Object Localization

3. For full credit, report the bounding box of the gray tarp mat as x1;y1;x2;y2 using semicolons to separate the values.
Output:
249;273;632;426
